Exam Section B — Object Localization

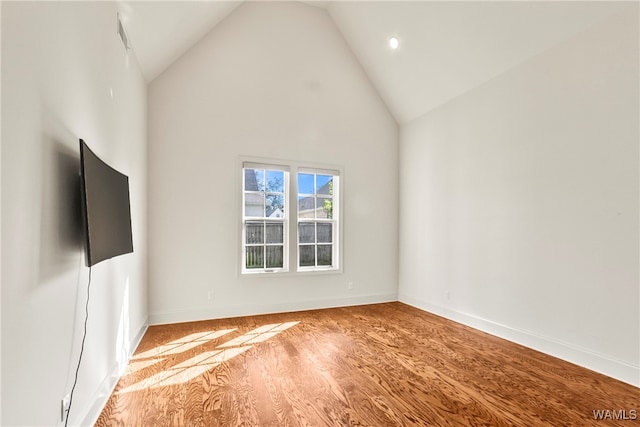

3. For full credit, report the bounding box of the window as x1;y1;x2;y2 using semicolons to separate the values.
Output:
242;165;288;273
241;161;340;275
297;172;338;270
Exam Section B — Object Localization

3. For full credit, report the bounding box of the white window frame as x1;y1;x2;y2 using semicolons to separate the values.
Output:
296;168;340;272
241;162;289;274
239;157;342;276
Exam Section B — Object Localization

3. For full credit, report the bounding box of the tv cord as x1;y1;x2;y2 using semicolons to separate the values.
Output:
65;266;92;427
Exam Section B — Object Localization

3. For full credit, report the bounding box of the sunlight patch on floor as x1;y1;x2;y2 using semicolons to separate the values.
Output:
133;329;237;359
117;321;300;393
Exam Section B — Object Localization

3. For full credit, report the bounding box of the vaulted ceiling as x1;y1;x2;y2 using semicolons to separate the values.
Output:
117;1;630;124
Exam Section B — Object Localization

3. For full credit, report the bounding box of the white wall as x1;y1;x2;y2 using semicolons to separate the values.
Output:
399;7;639;386
148;1;398;324
1;2;148;425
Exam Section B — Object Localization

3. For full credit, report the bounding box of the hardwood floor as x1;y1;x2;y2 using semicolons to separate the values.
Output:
96;303;638;426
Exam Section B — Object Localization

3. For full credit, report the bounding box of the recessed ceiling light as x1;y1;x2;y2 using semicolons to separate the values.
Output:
389;36;399;50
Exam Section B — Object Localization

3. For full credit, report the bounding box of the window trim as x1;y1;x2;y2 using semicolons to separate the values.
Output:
238;157;343;277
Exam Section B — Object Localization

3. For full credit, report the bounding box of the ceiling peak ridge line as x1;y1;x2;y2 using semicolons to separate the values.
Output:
324;3;401;125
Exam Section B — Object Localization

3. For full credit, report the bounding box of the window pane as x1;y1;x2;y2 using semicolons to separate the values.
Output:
266;246;284;268
298;173;314;195
246;221;264;244
298;196;315;218
317;175;333;195
317;223;332;243
299;222;315;244
244;193;265;217
246;246;264;269
266;194;285;218
245;169;265;192
266;170;284;193
316;197;333;219
299;245;315;267
265;223;283;244
317;245;332;266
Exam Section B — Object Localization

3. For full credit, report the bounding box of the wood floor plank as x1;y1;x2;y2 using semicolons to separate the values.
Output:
95;303;638;426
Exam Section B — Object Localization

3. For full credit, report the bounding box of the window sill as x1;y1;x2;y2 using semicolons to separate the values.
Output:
239;267;342;279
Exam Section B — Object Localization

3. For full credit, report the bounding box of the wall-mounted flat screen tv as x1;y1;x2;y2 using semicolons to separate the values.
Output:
79;139;133;266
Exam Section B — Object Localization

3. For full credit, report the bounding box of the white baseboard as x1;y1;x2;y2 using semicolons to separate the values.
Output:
399;295;639;388
74;319;149;427
149;293;398;325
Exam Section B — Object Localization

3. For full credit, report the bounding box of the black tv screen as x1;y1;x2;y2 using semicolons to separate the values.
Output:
79;139;133;266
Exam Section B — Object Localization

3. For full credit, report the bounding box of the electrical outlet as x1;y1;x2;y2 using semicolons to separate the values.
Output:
446;291;451;300
347;281;353;290
61;394;70;422
207;291;215;300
